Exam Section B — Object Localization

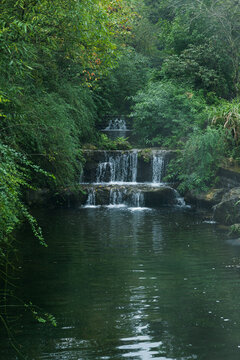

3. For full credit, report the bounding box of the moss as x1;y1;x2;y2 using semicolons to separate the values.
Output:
229;223;240;235
82;143;98;150
139;148;152;162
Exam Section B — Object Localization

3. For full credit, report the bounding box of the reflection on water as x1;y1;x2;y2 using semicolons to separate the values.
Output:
2;207;240;360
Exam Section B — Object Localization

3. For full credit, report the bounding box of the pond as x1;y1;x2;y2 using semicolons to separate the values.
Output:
1;206;240;360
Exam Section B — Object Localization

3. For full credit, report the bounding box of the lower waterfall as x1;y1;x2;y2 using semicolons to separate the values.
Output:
81;149;188;209
131;191;144;208
84;188;97;207
109;188;126;207
108;189;144;208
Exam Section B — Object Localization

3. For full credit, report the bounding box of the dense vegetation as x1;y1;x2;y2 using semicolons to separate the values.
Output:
0;0;137;350
130;0;240;191
0;0;240;353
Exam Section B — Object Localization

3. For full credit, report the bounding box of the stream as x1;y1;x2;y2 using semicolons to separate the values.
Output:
1;207;240;360
2;119;240;360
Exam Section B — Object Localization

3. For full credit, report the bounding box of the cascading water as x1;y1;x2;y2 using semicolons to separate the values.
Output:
108;188;144;208
96;151;138;183
131;191;144;208
173;189;189;208
85;188;96;207
82;147;188;209
105;118;127;131
152;151;166;184
109;188;126;207
103;118;130;140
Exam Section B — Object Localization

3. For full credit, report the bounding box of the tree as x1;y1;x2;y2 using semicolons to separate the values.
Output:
131;81;207;147
0;0;136;186
140;0;239;99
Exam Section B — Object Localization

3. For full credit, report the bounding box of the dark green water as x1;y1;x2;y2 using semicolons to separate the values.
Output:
2;207;240;360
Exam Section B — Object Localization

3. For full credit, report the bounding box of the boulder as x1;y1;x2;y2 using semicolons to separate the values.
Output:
213;187;240;225
185;188;225;208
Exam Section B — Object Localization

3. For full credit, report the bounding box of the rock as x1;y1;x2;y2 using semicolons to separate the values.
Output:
82;149;177;183
217;166;240;189
213;187;240;225
144;186;177;206
185;188;225;208
80;184;179;207
229;223;240;235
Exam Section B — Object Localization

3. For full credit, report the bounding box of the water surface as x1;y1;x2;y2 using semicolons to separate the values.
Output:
1;207;240;360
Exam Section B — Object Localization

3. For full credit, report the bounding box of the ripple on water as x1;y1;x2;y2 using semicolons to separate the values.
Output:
2;208;240;360
117;335;163;359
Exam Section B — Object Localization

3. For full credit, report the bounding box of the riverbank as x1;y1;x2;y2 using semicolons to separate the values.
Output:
184;164;240;228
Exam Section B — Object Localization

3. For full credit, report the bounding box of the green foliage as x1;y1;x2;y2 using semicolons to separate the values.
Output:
161;43;231;97
229;224;240;236
96;48;151;118
0;0;136;189
25;302;57;327
139;148;152;162
97;134;132;150
0;142;52;251
2;84;96;187
0;141;56;358
166;127;227;192
131;81;207;147
210;99;240;145
143;0;239;98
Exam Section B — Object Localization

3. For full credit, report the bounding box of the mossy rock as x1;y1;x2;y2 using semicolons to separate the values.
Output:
139;149;152;162
213;187;240;225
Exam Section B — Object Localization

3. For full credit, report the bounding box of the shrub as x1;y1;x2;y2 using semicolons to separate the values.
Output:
131;81;207;147
210;99;240;145
166;127;227;192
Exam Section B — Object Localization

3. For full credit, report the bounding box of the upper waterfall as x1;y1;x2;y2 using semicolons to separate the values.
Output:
104;118;127;131
102;118;130;140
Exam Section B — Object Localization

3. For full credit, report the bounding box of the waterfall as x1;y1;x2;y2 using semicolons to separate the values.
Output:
82;148;189;209
109;188;126;207
96;161;113;183
85;188;96;207
173;189;188;207
108;188;144;208
96;151;138;183
131;191;144;207
152;151;165;184
105;118;127;131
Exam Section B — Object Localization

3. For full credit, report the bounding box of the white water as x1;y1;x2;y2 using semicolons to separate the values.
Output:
107;188;145;209
131;191;144;207
96;151;138;183
105;118;127;131
109;188;126;205
83;149;188;208
84;188;99;208
152;151;166;184
173;189;189;208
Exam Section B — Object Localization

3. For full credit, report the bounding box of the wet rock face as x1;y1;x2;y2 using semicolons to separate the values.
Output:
82;149;176;184
82;150;108;183
217;168;240;189
144;187;177;206
80;149;184;208
185;189;225;208
213;187;240;225
81;184;179;207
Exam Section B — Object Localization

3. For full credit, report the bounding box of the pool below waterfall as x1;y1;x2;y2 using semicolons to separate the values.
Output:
2;206;240;360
